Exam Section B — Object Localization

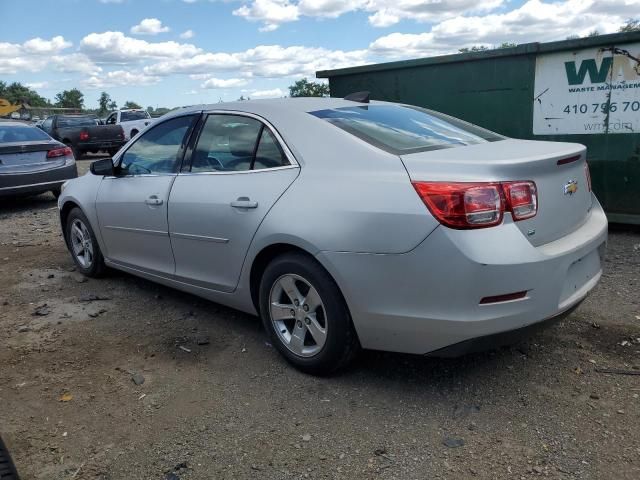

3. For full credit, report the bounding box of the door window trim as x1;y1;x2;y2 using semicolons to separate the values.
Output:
112;112;201;178
179;110;299;176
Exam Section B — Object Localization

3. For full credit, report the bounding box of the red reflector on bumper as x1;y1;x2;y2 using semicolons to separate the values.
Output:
479;291;527;304
557;155;581;165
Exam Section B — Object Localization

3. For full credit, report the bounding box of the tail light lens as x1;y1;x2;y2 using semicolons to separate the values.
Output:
585;162;592;192
79;131;90;141
412;180;538;229
47;146;73;159
502;181;537;220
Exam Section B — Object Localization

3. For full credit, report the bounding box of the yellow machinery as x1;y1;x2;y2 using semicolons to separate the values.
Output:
0;98;25;117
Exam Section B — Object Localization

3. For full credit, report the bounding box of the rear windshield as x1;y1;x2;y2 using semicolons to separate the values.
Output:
58;116;98;128
0;124;51;143
121;111;149;122
310;104;504;154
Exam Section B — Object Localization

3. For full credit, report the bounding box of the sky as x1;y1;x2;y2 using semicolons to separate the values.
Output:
0;0;638;109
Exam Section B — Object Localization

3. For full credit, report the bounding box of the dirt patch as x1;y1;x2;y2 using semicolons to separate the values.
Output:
1;172;639;479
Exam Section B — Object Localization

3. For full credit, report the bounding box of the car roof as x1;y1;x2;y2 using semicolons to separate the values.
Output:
0;120;37;127
166;97;389;118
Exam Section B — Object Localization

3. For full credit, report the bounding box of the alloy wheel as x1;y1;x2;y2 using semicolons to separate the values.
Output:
269;273;327;357
70;218;94;269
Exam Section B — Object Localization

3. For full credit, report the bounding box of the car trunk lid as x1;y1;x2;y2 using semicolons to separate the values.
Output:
0;141;67;173
400;139;593;246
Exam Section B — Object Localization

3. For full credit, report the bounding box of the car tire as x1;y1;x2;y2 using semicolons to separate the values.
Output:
65;207;105;277
0;435;19;480
259;252;359;375
50;187;61;199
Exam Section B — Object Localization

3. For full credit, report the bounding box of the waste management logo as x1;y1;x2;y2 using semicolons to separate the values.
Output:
533;43;640;135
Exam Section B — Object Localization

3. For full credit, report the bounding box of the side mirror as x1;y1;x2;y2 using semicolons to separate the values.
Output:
90;158;115;176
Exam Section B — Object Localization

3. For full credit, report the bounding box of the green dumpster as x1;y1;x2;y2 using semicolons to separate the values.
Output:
317;32;640;224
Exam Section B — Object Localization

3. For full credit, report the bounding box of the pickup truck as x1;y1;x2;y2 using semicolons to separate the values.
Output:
40;114;125;159
105;109;154;141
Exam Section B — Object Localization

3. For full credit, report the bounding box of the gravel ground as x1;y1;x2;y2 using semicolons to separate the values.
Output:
1;160;639;480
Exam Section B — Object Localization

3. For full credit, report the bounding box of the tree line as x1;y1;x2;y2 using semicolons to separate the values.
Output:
0;81;168;117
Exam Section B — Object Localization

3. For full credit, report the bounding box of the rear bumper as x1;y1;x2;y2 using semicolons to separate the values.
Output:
0;163;77;197
317;195;608;355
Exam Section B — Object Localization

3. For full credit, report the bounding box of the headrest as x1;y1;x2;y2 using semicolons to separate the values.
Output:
228;125;257;157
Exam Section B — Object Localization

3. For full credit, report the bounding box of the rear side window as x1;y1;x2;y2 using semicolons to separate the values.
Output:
57;116;99;128
0;125;51;143
310;104;504;155
121;111;149;122
190;114;290;172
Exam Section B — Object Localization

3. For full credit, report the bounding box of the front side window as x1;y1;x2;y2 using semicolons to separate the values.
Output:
310;105;504;155
119;115;195;175
57;116;99;128
191;114;289;173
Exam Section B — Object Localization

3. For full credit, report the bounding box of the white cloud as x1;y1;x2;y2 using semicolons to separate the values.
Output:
23;36;72;54
131;18;170;35
248;88;286;98
180;29;195;39
25;81;50;89
83;70;160;89
80;31;201;62
233;0;299;31
368;0;640;58
233;0;506;30
200;77;249;88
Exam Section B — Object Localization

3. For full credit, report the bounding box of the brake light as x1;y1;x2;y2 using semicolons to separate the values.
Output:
585;162;592;192
502;181;537;220
412;181;538;229
47;146;73;158
79;131;90;141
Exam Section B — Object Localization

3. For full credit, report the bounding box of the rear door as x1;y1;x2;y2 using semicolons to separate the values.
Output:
168;112;299;292
96;114;198;275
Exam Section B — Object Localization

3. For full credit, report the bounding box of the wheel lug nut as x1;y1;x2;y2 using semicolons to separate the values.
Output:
305;318;310;325
303;304;309;312
290;309;295;316
294;299;299;306
297;320;302;328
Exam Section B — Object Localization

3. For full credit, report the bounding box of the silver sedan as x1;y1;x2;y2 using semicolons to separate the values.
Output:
57;97;607;374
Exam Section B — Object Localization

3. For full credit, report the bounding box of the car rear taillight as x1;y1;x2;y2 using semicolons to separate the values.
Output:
47;146;73;159
79;131;90;141
502;181;537;220
412;181;538;229
585;162;592;192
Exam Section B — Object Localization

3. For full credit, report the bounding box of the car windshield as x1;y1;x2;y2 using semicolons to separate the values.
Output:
310;104;504;154
121;111;149;121
0;124;51;143
58;116;98;127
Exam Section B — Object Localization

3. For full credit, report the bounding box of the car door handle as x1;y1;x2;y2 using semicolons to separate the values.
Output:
230;197;258;209
145;195;163;206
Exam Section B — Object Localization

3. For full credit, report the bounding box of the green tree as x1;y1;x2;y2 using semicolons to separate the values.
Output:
587;30;600;37
98;91;112;115
458;45;489;53
498;42;517;48
54;88;84;109
0;81;50;107
619;19;640;32
123;100;142;109
288;79;330;97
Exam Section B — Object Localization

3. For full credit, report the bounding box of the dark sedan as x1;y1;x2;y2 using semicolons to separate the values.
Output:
0;121;77;199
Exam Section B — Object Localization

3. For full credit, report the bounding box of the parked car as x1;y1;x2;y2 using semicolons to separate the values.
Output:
0;120;77;198
39;114;125;159
105;109;153;141
57;97;607;374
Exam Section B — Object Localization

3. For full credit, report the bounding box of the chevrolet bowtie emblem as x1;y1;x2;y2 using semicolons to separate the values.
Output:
564;180;578;195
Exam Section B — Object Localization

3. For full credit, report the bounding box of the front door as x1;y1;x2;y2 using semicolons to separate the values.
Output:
168;113;299;292
96;114;197;276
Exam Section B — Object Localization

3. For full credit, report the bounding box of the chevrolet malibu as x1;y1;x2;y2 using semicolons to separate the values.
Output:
57;97;607;374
